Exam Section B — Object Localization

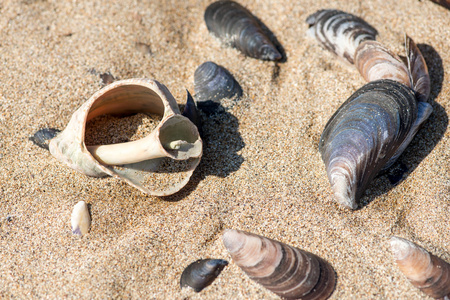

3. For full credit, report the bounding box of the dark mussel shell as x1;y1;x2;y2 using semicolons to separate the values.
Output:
306;9;377;64
29;128;61;150
180;259;228;292
204;1;282;61
223;229;336;300
319;79;419;210
194;61;242;103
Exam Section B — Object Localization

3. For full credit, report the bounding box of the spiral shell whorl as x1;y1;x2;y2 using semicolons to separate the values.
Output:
205;1;281;61
194;61;242;102
306;9;377;64
223;229;336;300
390;237;450;299
319;80;418;209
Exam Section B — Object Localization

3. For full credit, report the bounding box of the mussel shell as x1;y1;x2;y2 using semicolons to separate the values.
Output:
319;79;418;209
306;9;377;64
194;61;242;103
223;229;336;300
180;259;228;292
390;237;450;299
355;40;412;87
204;1;282;61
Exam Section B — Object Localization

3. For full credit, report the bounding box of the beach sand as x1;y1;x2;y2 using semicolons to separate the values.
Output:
0;0;449;298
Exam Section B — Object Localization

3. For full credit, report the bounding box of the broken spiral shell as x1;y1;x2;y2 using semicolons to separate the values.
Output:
204;0;282;61
223;229;336;300
390;237;450;299
49;78;202;196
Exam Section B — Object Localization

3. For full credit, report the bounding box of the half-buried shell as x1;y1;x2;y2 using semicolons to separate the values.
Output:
390;237;450;299
222;229;336;300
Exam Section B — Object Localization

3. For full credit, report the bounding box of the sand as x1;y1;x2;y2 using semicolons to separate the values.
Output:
0;0;449;299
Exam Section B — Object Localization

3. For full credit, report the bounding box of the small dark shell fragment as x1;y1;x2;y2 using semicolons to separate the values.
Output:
180;259;228;292
182;90;200;130
306;9;377;64
29;128;61;150
204;1;282;61
194;61;242;103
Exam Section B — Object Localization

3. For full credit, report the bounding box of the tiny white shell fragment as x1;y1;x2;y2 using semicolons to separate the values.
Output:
71;201;90;235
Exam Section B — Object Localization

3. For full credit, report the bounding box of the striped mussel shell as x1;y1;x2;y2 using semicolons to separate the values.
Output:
222;229;336;300
204;1;282;61
194;61;242;103
306;9;377;64
319;79;420;210
180;259;228;292
390;237;450;299
355;40;412;87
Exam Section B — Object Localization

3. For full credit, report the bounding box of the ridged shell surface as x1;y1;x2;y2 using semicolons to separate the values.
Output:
319;79;418;209
223;229;336;300
194;61;242;102
180;259;228;292
204;1;282;61
390;237;450;299
355;40;412;87
306;9;377;64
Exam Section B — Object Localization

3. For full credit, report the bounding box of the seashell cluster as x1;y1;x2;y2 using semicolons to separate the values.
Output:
306;9;377;64
71;201;90;235
194;61;242;103
204;0;282;61
49;78;202;196
223;229;336;300
308;10;433;209
390;237;450;299
180;259;228;292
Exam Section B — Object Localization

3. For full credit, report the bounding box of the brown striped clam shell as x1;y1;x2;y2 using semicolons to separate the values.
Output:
222;229;336;300
390;237;450;299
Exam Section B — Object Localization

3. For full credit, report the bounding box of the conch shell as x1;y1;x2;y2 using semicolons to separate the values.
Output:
223;229;336;300
390;237;450;299
49;78;202;196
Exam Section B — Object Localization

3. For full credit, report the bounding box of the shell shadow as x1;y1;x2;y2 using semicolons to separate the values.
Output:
359;43;448;209
162;102;245;202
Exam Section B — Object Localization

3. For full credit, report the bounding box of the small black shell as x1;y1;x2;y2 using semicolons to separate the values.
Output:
194;61;242;103
204;1;282;61
180;259;228;292
29;128;61;150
